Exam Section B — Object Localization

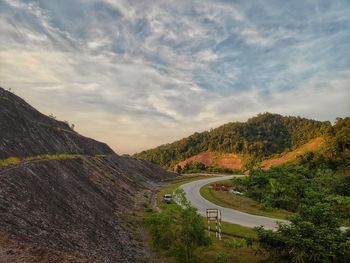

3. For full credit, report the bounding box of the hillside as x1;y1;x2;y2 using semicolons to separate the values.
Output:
261;137;324;169
174;137;324;172
0;87;176;263
177;152;242;171
134;113;331;170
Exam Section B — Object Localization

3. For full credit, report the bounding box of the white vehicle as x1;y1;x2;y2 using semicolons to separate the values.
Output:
229;189;243;195
163;194;172;204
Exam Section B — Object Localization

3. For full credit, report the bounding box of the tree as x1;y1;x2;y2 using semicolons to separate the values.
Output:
145;189;211;262
175;165;182;174
172;207;211;262
256;203;350;263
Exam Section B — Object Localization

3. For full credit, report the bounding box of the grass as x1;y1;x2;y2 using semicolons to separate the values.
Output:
151;174;264;262
198;235;264;263
200;180;293;220
0;154;83;167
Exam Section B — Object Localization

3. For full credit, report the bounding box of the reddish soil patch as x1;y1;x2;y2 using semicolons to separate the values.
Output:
261;137;324;169
177;152;242;170
210;184;232;191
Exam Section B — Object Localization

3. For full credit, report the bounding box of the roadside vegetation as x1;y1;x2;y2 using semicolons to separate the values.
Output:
175;161;242;175
145;189;211;262
200;180;293;220
256;203;350;262
146;175;264;262
146;117;350;262
230;117;350;261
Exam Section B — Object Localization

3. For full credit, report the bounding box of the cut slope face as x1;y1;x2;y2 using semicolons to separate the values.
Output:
0;87;176;262
261;137;324;169
177;152;242;170
0;156;173;262
0;87;113;158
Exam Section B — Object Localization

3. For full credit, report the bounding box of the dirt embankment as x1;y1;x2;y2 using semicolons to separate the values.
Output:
177;152;242;170
0;155;175;263
175;137;324;172
261;137;324;169
0;87;177;262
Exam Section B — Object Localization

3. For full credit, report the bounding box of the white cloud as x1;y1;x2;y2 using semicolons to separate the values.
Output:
0;0;349;154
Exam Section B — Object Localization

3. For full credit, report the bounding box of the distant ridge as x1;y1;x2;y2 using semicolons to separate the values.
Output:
134;112;332;170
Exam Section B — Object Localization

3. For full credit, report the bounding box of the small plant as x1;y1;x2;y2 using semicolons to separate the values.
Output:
216;251;230;262
0;157;20;166
0;154;82;167
224;238;245;249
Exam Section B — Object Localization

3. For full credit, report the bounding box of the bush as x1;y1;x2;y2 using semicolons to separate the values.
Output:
256;203;350;263
224;238;245;249
216;251;230;262
145;189;211;262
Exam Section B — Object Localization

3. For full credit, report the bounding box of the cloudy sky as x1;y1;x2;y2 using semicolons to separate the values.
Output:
1;0;349;154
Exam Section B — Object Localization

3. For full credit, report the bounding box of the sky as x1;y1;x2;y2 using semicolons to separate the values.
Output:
0;0;349;154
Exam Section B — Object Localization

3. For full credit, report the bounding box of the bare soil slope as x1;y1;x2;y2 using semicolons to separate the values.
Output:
261;137;324;169
177;152;242;170
0;87;176;262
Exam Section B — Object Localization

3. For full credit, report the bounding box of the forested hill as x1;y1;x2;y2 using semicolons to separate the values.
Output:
134;113;333;169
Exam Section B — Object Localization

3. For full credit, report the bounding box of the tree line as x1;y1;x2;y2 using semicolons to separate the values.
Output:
134;113;332;169
232;117;350;262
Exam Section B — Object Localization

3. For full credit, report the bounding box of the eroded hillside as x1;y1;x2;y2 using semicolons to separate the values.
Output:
0;87;176;262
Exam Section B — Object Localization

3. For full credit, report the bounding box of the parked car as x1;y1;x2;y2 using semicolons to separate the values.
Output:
163;194;172;204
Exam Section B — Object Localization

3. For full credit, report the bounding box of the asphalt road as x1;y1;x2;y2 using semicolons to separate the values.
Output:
180;175;289;230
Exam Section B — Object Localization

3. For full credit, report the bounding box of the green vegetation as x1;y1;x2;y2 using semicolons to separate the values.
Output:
135;113;331;169
145;189;211;263
256;203;350;262
225;117;350;219
149;175;262;262
232;165;350;223
200;180;293;220
0;154;83;167
146;115;349;262
0;157;21;166
156;175;257;238
229;117;350;261
177;161;242;174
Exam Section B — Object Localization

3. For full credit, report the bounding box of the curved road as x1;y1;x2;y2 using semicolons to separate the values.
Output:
180;175;289;230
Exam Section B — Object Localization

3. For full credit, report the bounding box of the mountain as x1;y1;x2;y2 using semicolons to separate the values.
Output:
0;87;176;263
134;113;332;170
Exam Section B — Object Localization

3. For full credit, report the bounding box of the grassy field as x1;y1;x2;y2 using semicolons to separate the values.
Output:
200;179;293;220
151;174;264;262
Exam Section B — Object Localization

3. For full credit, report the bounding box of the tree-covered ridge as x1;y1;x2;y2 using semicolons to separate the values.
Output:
134;113;331;169
238;118;350;262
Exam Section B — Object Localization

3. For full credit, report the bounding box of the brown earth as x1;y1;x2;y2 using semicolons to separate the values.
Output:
261;137;324;169
176;137;324;172
177;152;242;170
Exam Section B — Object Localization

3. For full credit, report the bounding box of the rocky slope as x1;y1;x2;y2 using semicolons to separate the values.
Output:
0;87;176;262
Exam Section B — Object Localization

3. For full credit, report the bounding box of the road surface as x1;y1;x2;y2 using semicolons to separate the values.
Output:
180;175;289;230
